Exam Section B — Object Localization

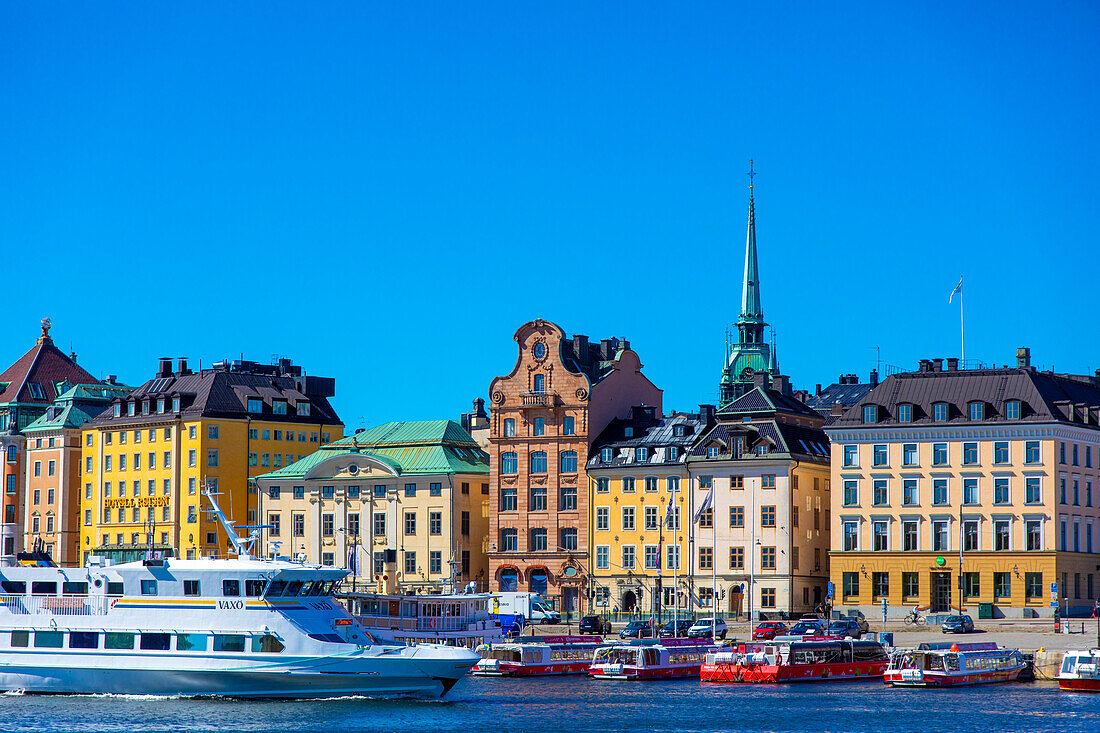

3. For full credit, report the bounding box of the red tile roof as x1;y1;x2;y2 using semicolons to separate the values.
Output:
0;337;100;406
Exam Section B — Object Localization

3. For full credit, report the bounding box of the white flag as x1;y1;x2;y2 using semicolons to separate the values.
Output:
693;486;714;524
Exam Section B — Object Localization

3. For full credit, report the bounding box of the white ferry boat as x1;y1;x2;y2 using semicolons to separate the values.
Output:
0;492;478;698
472;635;604;676
341;590;504;650
1058;649;1100;692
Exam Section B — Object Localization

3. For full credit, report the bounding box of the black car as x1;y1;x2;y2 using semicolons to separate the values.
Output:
579;615;612;635
827;619;863;639
619;620;656;639
658;619;694;638
941;614;975;634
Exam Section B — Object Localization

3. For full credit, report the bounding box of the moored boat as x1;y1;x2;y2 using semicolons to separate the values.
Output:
700;638;889;683
1058;649;1100;692
341;590;504;650
589;638;718;680
473;636;604;676
884;642;1028;687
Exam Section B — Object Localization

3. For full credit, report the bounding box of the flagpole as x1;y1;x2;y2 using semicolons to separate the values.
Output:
960;285;965;365
712;496;717;639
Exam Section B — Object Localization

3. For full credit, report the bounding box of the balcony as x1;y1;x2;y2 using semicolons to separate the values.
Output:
521;391;557;408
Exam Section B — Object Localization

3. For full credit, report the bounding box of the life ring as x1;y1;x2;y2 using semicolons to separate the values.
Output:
430;618;437;629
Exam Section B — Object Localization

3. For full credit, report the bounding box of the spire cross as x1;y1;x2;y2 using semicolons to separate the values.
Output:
747;160;756;190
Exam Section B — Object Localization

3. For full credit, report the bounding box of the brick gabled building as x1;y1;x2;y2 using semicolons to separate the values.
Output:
487;319;661;615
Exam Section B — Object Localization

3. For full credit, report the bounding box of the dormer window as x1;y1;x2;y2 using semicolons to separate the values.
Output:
113;404;121;418
141;399;150;415
171;396;180;412
272;400;287;415
667;446;678;460
707;446;720;458
933;402;949;422
27;383;46;399
624;427;634;438
634;447;648;462
897;404;913;423
297;401;310;417
756;444;769;456
862;405;878;424
673;424;685;437
1005;400;1021;420
247;398;263;414
126;401;135;417
968;402;985;421
157;398;166;413
600;447;614;463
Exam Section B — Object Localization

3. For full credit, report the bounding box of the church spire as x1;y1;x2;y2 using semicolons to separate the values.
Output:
740;161;762;322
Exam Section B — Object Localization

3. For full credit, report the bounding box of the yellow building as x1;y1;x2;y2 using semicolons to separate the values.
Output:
587;407;708;617
255;420;490;592
826;351;1100;619
80;358;341;563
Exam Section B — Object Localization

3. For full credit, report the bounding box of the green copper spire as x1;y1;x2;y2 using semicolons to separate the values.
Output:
718;160;778;408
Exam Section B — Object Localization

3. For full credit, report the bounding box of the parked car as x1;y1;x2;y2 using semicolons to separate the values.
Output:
786;620;828;637
689;618;728;639
827;619;863;639
579;615;612;635
658;619;695;638
941;615;975;634
752;621;788;640
619;619;655;639
844;615;870;634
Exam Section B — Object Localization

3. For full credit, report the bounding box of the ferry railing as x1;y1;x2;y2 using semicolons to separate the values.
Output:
0;594;112;616
351;612;485;633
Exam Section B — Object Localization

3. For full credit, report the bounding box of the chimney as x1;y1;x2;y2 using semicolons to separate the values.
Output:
773;374;791;395
918;360;931;373
157;357;172;378
946;357;959;371
753;372;770;390
932;358;944;372
69;350;78;363
105;375;117;385
831;403;845;417
869;369;879;387
177;358;190;376
600;339;615;360
698;404;716;425
815;383;822;396
1016;347;1031;369
572;334;589;362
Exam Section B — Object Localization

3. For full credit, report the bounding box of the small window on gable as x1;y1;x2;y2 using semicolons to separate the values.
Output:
933;402;949;422
968;402;984;421
247;398;263;414
862;404;878;424
600;447;614;463
896;404;912;423
673;424;685;437
1005;400;1021;420
27;382;46;399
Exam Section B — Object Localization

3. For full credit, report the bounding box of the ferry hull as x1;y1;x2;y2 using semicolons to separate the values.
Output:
0;648;477;699
700;661;888;683
884;667;1026;687
472;661;591;676
1059;678;1100;692
589;665;702;680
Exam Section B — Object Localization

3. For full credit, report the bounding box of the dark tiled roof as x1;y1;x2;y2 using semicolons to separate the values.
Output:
720;386;824;420
89;368;342;427
0;339;100;406
587;408;712;469
690;420;830;460
805;382;875;414
828;366;1100;428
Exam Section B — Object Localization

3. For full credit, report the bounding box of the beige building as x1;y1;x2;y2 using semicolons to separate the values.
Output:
826;350;1100;619
255;420;490;593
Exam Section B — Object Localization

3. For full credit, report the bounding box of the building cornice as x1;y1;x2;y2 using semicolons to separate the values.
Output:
827;422;1100;443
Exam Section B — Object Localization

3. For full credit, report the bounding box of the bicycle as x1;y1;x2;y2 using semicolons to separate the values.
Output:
903;608;927;626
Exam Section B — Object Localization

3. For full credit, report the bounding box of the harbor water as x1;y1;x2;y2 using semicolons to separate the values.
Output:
1;676;1098;733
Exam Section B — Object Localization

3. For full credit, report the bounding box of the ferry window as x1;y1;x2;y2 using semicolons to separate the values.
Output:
321;581;335;595
177;633;208;651
285;581;303;596
307;581;324;596
10;631;28;647
31;582;57;595
213;634;246;652
140;633;171;651
104;632;135;649
34;631;64;648
252;634;285;653
1;581;26;594
245;580;265;597
266;580;287;597
69;631;99;649
62;582;89;595
184;580;201;596
107;582;124;596
140;580;158;596
222;580;240;596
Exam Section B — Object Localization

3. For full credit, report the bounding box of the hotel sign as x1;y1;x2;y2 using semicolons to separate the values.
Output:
104;496;171;509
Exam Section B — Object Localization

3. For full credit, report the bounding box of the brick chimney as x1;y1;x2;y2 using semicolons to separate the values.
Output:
869;369;879;387
946;358;959;371
157;357;172;378
1017;347;1031;369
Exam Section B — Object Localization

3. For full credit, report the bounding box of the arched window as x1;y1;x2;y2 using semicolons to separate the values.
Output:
501;452;518;474
499;568;519;592
530;451;548;474
560;451;577;473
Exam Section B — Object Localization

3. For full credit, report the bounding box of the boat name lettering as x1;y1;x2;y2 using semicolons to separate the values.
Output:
217;600;245;610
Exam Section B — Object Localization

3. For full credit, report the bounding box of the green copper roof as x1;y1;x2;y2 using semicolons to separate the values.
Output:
258;419;488;481
739;189;762;323
23;403;96;432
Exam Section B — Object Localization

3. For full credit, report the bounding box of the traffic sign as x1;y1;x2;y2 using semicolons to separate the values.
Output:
827;581;835;599
1050;600;1059;607
1051;582;1058;594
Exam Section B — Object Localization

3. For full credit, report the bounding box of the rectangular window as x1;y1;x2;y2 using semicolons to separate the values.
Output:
932;443;948;466
621;546;636;569
644;476;658;493
621;506;635;531
530;528;547;551
500;487;517;512
902;444;917;467
622;477;636;493
183;580;201;596
902;572;919;599
843;571;859;599
897;404;912;422
293;514;305;537
404;511;416;536
730;506;744;528
729;547;744;569
962;442;978;465
1026;519;1042;550
873;521;889;551
994;520;1010;551
207;449;218;467
933;479;948;506
932;520;948;551
140;580;158;596
963;478;979;505
872;445;888;467
993;572;1011;598
872;572;889;599
596;546;609;569
963;520;979;551
666;545;680;570
595;477;610;494
563;416;575;435
903;479;918;506
404;552;417;575
429;511;442;536
1025;441;1041;464
994;441;1009;465
560;484;577;511
699;547;713;570
761;474;776;490
962;572;980;598
429;551;442;575
843;480;858;507
531;485;547;512
698;507;713;528
532;417;545;436
760;546;776;570
842;445;857;467
373;512;385;537
843;521;859;551
760;506;776;527
902;520;917;551
872;479;888;506
322;514;335;537
560;528;578;551
104;632;134;650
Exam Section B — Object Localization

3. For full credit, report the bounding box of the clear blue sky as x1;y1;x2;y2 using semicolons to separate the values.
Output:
3;3;1098;429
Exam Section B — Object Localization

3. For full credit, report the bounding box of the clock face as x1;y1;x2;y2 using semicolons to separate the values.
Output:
532;342;547;359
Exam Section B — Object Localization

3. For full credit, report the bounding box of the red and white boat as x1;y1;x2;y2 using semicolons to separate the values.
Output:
700;638;889;683
472;636;603;676
1058;649;1100;692
884;642;1029;687
588;638;718;680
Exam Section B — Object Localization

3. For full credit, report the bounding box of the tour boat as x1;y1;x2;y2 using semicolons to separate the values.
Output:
700;638;889;683
341;589;504;649
589;638;718;680
473;635;604;676
884;642;1029;687
0;492;479;698
1058;649;1100;692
